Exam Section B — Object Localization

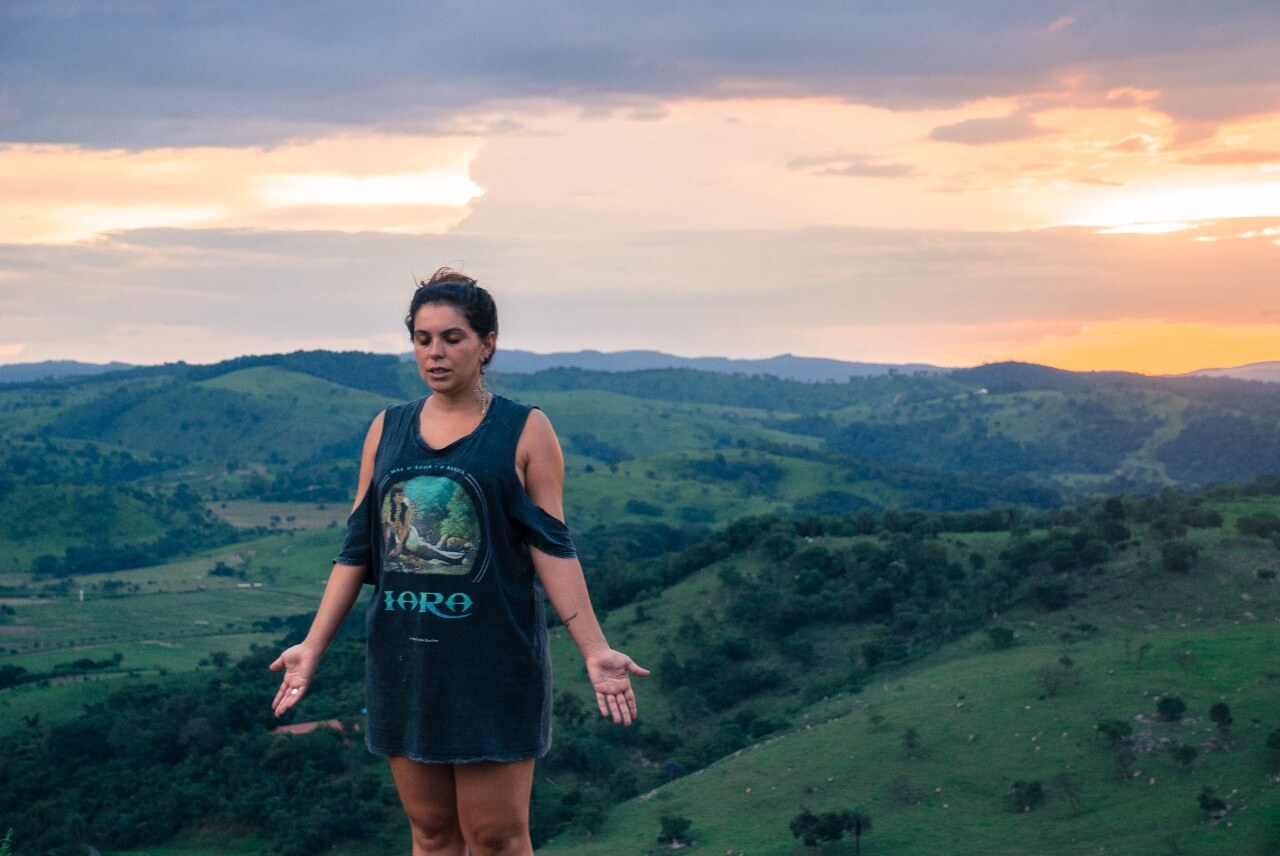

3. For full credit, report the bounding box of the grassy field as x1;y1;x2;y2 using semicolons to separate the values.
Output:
207;499;350;530
541;620;1280;856
0;526;372;734
534;499;1280;855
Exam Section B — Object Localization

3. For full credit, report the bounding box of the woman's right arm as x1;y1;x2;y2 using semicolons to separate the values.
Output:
269;411;384;717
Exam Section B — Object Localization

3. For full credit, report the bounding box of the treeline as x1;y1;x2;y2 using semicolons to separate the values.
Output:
581;505;1027;614
0;639;389;856
26;482;239;578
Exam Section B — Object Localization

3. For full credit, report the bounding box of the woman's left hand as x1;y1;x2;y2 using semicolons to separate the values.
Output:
585;649;650;726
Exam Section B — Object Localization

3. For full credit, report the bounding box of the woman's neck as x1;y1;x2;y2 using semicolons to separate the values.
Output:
426;380;490;416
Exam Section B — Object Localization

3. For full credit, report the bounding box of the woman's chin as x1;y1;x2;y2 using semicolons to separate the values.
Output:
422;373;468;396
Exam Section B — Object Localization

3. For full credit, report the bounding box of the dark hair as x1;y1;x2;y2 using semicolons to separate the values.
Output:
405;267;499;366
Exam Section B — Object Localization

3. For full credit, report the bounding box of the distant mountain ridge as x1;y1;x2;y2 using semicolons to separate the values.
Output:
0;359;133;383
1185;360;1280;383
491;349;948;381
3;351;1278;384
0;350;945;385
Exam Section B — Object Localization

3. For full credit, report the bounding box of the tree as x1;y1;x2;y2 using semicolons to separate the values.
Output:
1034;660;1075;698
656;814;692;846
1197;786;1227;819
789;808;862;856
1169;742;1198;770
1161;541;1199;573
1009;780;1044;812
1157;695;1187;721
1208;702;1232;738
790;808;822;855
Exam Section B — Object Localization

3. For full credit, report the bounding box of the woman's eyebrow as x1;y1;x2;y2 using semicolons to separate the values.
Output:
414;326;467;336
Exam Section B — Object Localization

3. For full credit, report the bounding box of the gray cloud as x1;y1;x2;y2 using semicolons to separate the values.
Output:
4;221;1278;365
788;153;916;178
929;114;1052;145
3;1;1279;147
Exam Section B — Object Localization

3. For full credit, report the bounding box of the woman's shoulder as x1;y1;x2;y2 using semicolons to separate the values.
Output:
385;396;428;418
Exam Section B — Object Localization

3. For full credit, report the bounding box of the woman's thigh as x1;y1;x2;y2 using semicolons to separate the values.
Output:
454;760;535;855
388;756;464;853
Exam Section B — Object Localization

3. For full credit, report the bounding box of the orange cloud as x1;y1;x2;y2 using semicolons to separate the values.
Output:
0;135;484;244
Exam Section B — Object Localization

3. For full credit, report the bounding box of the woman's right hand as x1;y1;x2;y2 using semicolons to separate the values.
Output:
269;642;321;717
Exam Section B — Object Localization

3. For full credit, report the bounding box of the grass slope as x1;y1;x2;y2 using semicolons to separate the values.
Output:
536;498;1280;855
542;622;1278;856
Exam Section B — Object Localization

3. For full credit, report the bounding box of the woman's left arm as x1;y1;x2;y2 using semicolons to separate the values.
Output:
518;408;649;726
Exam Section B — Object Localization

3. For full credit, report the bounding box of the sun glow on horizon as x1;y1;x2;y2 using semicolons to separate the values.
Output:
966;321;1280;376
798;318;1280;377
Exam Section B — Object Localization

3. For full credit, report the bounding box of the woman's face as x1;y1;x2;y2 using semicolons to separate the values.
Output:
411;302;496;396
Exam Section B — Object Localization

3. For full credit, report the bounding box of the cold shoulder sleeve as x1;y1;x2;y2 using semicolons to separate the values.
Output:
511;489;577;559
334;488;376;583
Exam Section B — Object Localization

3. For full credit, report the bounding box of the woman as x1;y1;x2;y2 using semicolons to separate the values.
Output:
384;485;411;557
269;268;648;855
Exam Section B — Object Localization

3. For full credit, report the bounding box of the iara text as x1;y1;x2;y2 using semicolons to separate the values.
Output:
382;590;473;619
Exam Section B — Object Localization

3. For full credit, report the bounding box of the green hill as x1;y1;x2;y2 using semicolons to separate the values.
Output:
5;350;1280;854
534;489;1280;855
2;480;1279;854
6;352;1280;525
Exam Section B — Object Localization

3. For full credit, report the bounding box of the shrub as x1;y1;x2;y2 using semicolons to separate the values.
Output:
1161;541;1199;573
1169;742;1198;770
1009;780;1045;811
1198;786;1227;818
1157;695;1187;721
657;814;693;845
1030;578;1070;611
1095;719;1132;746
1209;702;1232;734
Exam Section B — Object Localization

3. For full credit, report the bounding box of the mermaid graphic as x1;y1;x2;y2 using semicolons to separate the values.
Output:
381;475;482;576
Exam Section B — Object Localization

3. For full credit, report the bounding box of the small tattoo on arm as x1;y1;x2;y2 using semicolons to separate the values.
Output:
562;611;580;626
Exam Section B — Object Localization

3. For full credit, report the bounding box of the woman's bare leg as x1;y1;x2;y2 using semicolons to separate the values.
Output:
454;760;535;856
388;756;467;856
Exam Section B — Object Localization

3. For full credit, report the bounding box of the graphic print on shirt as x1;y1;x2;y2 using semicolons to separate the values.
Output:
381;468;490;581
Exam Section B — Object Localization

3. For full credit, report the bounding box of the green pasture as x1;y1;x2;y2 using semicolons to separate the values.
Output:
566;447;903;528
532;389;821;460
0;528;363;730
0;631;279;733
543;621;1280;856
0;531;346;651
207;499;349;530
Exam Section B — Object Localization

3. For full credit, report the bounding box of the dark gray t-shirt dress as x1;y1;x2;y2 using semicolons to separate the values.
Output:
335;394;576;763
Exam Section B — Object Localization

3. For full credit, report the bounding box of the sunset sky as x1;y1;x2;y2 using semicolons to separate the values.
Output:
2;2;1279;374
